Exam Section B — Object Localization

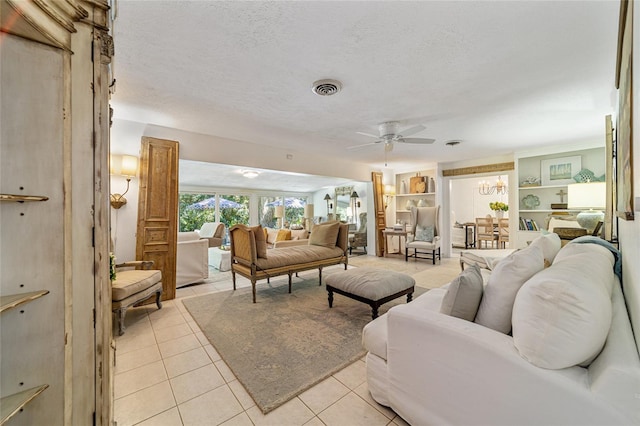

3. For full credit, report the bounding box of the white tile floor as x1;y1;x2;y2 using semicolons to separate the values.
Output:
114;257;462;425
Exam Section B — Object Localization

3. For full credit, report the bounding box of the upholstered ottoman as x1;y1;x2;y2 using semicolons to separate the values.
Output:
325;267;415;319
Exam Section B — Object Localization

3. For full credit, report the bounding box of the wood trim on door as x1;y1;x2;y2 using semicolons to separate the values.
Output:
136;137;179;300
372;172;386;257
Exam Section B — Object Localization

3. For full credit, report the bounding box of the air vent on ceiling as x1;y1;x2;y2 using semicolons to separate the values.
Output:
312;79;342;96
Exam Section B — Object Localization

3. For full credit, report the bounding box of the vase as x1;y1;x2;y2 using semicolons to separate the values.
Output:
401;180;407;194
406;199;417;210
495;210;504;219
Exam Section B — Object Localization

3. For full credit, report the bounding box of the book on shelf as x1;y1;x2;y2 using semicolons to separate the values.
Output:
520;217;539;231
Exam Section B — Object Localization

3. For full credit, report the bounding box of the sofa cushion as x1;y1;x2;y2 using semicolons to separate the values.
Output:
512;243;614;369
276;229;291;242
265;228;279;244
529;233;562;264
415;225;434;242
474;244;544;334
249;225;268;259
440;265;483;321
309;221;340;248
290;229;309;240
255;244;344;270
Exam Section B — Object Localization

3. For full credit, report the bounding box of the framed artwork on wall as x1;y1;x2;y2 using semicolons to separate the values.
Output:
615;0;634;220
540;156;582;186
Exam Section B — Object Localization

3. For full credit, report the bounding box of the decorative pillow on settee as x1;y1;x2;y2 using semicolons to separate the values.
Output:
309;221;340;248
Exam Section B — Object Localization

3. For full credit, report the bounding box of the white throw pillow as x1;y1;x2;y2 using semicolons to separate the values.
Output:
512;243;614;369
440;265;483;321
474;244;544;334
528;233;562;264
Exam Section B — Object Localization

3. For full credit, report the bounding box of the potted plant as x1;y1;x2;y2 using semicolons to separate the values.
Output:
489;201;508;218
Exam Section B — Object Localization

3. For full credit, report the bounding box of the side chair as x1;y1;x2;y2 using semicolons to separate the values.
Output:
476;215;498;249
405;205;441;264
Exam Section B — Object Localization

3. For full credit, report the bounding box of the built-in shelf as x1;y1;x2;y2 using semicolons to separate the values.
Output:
395;192;436;197
518;185;567;190
0;291;49;314
0;194;49;203
0;384;49;425
520;209;580;213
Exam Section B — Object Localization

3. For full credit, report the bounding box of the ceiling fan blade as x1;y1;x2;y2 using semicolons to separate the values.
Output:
399;137;436;144
346;141;382;150
398;124;426;137
355;131;380;139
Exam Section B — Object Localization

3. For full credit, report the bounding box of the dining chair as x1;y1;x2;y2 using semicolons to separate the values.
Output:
476;215;498;249
497;218;509;249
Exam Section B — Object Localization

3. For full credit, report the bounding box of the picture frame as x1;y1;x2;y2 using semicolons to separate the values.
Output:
540;156;582;186
615;0;634;220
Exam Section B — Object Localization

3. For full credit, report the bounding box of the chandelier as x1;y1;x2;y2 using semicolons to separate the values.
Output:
478;176;507;195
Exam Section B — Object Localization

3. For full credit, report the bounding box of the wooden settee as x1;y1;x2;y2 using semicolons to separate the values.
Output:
230;222;349;302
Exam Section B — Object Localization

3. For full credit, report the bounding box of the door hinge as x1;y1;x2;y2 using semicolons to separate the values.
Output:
92;227;95;247
93;308;96;328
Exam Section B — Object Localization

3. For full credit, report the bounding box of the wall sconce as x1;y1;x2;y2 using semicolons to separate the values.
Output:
274;205;284;228
478;175;507;195
324;194;332;214
110;154;138;209
384;185;395;210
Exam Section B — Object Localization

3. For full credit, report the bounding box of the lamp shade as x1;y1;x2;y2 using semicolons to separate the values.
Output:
304;204;314;218
110;154;139;177
324;194;332;201
384;185;395;196
274;205;284;218
568;182;605;209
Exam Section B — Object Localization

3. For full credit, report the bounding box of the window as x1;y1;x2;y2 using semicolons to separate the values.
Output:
178;193;216;231
219;194;249;228
259;196;278;228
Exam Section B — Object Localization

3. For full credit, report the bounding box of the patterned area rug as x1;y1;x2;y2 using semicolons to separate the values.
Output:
182;271;426;414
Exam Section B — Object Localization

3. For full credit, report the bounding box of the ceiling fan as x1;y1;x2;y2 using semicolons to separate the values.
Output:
348;121;435;165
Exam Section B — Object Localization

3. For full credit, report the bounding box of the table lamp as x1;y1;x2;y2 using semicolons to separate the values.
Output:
567;182;605;235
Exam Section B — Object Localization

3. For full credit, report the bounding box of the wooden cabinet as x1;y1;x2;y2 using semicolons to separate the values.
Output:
1;1;112;424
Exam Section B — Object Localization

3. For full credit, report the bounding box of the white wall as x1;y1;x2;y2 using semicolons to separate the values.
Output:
450;175;510;224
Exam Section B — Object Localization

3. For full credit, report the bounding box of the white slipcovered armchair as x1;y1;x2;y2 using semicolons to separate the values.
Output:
405;205;441;264
176;231;209;288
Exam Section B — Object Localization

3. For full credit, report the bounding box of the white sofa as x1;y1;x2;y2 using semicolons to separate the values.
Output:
362;235;640;425
176;231;209;288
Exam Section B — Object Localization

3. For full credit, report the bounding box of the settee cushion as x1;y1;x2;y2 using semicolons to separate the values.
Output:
512;243;614;369
529;232;562;263
250;225;268;258
475;244;544;334
254;244;344;270
440;265;483;321
112;269;162;301
309;221;341;248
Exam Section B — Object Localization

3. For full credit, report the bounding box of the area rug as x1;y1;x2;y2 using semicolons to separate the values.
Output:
182;272;426;414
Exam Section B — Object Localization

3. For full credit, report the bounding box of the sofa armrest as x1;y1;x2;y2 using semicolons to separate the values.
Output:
385;307;628;425
176;238;209;287
230;224;257;266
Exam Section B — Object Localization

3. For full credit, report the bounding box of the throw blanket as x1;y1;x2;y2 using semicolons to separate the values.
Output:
571;236;622;281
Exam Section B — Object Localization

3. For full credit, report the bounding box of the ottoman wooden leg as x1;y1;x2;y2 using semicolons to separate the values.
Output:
407;292;413;303
327;286;334;308
370;303;380;320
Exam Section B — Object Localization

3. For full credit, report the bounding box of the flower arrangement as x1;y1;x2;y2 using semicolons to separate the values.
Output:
489;201;509;212
110;252;117;282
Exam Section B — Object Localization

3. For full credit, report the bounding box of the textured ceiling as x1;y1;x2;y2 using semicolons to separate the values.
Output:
111;0;619;189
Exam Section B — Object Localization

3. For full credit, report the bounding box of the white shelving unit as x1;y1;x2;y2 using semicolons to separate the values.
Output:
516;147;605;247
394;171;437;226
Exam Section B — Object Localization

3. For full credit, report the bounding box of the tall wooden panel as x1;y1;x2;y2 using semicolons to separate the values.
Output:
136;137;179;300
372;172;386;257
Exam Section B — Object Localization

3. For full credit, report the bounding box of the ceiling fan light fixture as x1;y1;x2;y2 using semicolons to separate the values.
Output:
312;79;342;96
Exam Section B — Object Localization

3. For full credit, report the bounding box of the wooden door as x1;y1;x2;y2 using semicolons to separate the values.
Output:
136;137;179;300
372;172;386;256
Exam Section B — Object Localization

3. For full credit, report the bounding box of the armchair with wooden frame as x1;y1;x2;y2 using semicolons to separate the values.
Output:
348;212;367;255
111;260;162;335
